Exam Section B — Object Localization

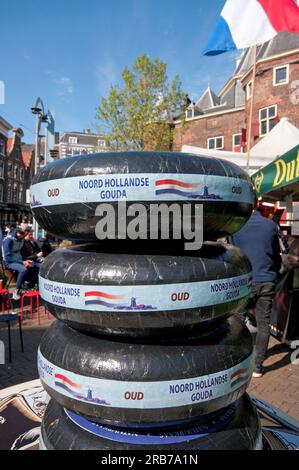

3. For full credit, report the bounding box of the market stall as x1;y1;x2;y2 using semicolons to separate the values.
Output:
252;144;299;343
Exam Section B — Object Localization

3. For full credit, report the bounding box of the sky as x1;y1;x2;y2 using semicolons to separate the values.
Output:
0;0;238;142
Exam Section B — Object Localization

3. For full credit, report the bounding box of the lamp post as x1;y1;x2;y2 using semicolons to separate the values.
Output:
31;97;48;239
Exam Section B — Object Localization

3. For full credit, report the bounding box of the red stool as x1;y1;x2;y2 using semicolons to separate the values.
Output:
0;288;10;314
20;290;41;325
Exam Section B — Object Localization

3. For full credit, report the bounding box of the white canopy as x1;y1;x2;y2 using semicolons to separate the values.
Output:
181;145;271;175
250;117;299;159
182;118;299;175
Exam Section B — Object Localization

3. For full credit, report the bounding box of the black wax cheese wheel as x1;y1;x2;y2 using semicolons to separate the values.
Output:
40;395;262;450
39;242;252;338
38;317;254;427
30;151;254;241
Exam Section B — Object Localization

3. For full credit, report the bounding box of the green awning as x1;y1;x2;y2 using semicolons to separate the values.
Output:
251;144;299;201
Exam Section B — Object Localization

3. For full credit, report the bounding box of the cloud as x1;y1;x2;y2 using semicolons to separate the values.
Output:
95;59;118;97
54;76;74;96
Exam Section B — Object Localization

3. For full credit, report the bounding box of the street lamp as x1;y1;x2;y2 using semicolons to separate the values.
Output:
31;97;49;239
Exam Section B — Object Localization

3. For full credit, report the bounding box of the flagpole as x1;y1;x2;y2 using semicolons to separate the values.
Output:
246;44;257;172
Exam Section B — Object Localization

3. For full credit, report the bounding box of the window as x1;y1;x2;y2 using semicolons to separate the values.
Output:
65;147;73;156
97;139;106;147
13;183;18;201
68;136;78;144
246;81;252;100
259;105;277;136
14;165;18;180
0;139;5;156
0;160;4;178
186;108;193;119
208;136;224;150
20;168;24;181
19;184;23;203
7;162;12;177
0;184;3;202
273;65;289;86
7;183;12;201
232;133;242;152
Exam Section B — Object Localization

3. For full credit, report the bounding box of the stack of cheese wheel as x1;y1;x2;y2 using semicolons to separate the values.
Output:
33;151;261;450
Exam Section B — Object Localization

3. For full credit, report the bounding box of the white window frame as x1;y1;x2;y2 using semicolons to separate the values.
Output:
232;133;242;152
207;136;224;150
246;80;252;100
259;105;277;136
273;65;289;86
97;139;106;147
185;107;194;120
68;136;78;144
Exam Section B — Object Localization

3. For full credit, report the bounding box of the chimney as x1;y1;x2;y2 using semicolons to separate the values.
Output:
12;127;24;146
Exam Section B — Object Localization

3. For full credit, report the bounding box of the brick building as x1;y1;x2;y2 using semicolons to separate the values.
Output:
56;129;108;158
173;33;299;153
0;118;32;226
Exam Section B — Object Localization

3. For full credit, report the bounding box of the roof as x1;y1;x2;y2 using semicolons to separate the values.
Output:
195;86;221;112
21;144;35;169
0;116;13;136
59;131;107;145
235;32;299;76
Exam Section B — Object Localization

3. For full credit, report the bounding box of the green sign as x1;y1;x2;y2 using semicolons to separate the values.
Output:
252;145;299;196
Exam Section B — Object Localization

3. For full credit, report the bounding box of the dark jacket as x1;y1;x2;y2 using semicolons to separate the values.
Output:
2;229;24;265
230;211;281;283
21;239;41;261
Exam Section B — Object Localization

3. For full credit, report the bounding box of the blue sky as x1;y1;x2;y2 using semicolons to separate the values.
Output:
0;0;238;142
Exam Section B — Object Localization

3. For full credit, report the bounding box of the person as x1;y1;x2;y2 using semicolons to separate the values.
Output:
20;218;29;232
230;204;281;378
21;229;43;264
41;233;53;258
2;228;35;300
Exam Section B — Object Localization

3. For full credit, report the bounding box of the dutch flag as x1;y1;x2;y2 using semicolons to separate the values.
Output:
85;291;125;307
203;0;299;56
155;179;199;197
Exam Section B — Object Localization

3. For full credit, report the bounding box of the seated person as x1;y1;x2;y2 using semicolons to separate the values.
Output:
21;229;44;265
2;229;34;300
41;233;53;258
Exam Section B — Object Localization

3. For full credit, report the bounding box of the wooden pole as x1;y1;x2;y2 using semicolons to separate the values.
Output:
246;44;257;172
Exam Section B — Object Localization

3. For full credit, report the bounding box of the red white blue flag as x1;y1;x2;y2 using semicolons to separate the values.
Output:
203;0;299;56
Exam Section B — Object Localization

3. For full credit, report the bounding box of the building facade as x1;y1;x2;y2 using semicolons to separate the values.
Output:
173;33;299;153
0;116;12;221
0;118;32;226
56;129;108;158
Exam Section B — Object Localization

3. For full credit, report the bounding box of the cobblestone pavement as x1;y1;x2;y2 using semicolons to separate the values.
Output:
0;310;298;420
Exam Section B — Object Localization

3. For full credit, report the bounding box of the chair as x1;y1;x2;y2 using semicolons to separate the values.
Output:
20;290;47;325
0;288;10;314
0;313;24;363
0;257;17;289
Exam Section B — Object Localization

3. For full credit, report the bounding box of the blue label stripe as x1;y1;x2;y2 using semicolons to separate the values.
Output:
65;404;236;445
